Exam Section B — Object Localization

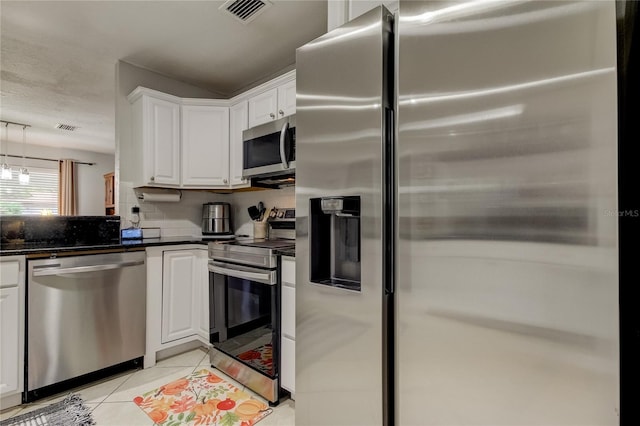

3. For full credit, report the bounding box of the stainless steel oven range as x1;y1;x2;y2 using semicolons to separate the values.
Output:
207;208;294;404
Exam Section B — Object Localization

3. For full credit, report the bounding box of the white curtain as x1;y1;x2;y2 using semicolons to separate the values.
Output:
58;159;77;215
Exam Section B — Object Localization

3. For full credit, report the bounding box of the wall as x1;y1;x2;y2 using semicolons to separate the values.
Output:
328;0;398;31
119;185;294;237
228;187;295;237
2;140;114;215
115;60;223;227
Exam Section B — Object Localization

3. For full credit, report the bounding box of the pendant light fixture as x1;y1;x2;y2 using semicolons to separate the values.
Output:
1;122;12;180
18;125;29;184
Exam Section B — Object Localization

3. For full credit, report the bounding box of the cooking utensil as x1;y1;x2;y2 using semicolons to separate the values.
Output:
248;205;261;221
256;201;266;221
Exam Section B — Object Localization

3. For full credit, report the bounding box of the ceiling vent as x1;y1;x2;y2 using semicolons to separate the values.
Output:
220;0;272;24
55;123;78;131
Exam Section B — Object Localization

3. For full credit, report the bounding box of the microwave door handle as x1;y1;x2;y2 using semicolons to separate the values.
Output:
280;121;289;169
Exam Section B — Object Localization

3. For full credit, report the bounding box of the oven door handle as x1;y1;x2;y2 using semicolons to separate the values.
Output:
209;263;276;285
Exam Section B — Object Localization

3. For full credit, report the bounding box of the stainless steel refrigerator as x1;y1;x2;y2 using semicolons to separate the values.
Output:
295;2;619;425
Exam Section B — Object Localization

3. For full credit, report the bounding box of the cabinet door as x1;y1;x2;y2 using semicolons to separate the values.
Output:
282;284;295;340
162;250;198;343
197;250;210;340
248;88;278;128
281;336;295;395
281;256;296;339
145;96;180;186
181;105;230;187
0;288;19;396
277;80;296;118
280;255;295;395
229;101;250;187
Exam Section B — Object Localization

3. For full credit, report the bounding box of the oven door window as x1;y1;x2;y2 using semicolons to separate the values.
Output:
227;277;271;333
211;271;277;378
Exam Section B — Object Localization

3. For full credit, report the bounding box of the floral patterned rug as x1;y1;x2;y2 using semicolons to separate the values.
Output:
133;369;272;426
237;344;273;376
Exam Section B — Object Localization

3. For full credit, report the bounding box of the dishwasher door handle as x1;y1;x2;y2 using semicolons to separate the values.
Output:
32;260;145;276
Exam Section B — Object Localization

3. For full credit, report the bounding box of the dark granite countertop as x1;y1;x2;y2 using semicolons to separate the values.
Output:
275;248;296;257
0;236;211;256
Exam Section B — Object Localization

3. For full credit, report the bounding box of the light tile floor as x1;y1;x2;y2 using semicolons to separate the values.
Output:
0;346;295;425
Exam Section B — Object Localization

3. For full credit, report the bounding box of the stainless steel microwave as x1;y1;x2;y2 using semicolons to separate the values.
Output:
242;115;295;181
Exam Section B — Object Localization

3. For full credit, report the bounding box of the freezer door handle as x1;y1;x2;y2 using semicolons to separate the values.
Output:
384;106;395;295
32;260;145;276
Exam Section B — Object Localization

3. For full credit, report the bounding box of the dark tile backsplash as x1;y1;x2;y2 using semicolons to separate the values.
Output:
1;216;121;247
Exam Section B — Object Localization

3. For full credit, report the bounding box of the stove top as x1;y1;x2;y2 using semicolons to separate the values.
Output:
208;238;294;268
201;233;236;241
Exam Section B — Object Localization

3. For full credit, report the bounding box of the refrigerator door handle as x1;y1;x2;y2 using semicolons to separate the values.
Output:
384;106;395;295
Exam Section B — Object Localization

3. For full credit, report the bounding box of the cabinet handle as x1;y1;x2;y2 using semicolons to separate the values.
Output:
223;179;228;184
270;113;275;119
279;110;284;116
150;176;155;181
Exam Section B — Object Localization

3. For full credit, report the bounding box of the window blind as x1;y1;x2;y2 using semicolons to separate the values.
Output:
0;166;59;215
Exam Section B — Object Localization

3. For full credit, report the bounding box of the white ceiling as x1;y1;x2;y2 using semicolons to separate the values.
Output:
0;0;327;154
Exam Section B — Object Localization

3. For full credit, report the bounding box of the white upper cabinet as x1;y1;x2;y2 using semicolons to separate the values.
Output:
277;80;296;119
128;88;230;189
248;88;278;128
229;101;250;187
181;103;229;187
127;72;295;190
139;95;181;186
248;77;297;128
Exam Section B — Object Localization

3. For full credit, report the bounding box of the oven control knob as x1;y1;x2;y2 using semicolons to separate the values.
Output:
269;209;277;218
277;210;285;218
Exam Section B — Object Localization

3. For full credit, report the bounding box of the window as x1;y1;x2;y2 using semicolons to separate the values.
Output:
0;166;59;215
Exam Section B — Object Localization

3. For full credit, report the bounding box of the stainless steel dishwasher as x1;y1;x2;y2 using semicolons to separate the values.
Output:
26;251;146;397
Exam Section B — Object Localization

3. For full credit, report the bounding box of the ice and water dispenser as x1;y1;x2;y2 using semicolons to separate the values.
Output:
310;196;361;291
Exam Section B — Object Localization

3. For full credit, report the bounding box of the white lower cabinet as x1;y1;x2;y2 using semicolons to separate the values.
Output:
197;251;210;341
0;288;20;396
280;256;295;396
144;246;209;369
162;249;209;344
162;250;199;343
281;336;295;396
0;255;25;408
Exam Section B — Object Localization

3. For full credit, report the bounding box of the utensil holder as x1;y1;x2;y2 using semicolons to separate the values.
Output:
254;222;268;239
